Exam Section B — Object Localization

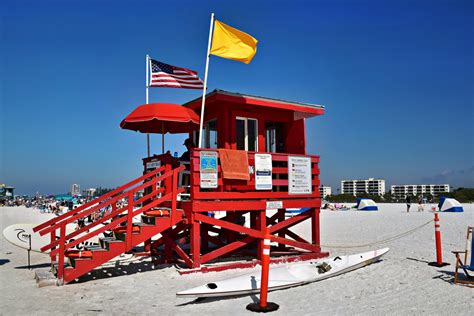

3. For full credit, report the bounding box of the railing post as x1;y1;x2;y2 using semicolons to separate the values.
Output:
126;191;134;250
57;222;66;285
50;229;56;264
164;164;172;196
171;168;178;223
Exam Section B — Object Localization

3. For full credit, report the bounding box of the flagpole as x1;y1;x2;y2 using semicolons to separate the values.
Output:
146;54;150;157
198;13;215;149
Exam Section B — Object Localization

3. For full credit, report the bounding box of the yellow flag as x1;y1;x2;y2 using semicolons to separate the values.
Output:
210;20;258;64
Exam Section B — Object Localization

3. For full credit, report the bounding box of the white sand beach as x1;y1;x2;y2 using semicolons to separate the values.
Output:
1;204;473;315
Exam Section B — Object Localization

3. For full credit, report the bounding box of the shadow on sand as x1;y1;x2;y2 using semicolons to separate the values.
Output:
406;257;430;264
0;259;10;265
15;262;50;269
432;270;456;284
69;256;174;284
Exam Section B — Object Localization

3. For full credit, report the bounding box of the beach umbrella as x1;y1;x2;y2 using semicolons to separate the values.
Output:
120;103;200;155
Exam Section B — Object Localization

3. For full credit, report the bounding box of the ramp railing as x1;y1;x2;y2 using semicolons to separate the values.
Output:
33;165;185;281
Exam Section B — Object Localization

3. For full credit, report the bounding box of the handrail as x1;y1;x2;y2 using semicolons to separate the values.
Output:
40;186;165;252
41;165;185;255
38;168;172;237
49;190;182;256
33;166;166;233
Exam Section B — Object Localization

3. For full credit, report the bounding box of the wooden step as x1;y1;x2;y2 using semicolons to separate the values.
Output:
100;237;124;250
84;245;108;252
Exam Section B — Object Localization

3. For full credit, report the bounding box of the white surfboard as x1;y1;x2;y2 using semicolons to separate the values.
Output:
3;223;102;254
177;248;389;298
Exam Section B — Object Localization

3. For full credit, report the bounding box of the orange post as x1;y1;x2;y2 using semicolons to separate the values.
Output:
429;212;449;267
246;227;279;313
435;213;442;265
260;227;271;308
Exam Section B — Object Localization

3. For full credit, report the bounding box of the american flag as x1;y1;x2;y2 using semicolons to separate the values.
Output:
149;59;204;89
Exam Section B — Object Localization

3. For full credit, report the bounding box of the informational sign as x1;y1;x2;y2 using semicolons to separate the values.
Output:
266;201;283;210
288;156;312;195
255;154;273;190
146;160;161;170
200;151;218;189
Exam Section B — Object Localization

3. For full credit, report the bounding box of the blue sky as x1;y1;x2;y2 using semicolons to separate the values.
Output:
1;0;473;195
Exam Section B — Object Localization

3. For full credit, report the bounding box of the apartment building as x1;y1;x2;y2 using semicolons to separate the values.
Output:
319;186;332;199
71;184;80;196
341;178;386;196
391;184;450;199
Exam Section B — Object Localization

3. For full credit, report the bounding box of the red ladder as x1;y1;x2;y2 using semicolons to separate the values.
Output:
33;165;185;284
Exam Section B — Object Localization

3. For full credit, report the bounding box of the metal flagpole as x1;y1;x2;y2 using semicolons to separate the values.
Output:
146;54;150;157
198;13;215;148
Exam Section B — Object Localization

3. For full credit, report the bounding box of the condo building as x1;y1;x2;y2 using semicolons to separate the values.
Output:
71;184;80;196
319;186;332;199
390;184;450;199
341;178;386;196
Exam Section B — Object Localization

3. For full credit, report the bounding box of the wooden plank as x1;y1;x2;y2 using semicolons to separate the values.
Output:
200;236;255;264
194;213;263;239
270;211;312;234
270;235;319;252
193;191;318;200
190;199;320;212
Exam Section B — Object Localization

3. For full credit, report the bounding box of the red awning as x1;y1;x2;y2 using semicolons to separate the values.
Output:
120;103;200;134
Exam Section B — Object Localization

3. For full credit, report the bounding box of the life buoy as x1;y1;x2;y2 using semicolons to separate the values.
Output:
144;209;170;217
65;250;93;258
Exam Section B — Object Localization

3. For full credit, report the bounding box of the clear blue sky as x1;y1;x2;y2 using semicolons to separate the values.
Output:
1;0;473;195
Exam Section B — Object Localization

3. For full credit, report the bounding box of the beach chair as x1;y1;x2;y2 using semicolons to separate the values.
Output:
452;226;473;287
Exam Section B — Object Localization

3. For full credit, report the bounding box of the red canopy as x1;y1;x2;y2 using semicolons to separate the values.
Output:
120;103;200;134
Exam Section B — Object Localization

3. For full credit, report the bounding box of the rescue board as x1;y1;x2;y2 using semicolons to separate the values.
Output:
3;223;101;253
177;247;389;298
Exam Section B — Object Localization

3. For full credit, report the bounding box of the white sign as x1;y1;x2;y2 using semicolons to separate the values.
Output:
266;201;283;210
288;156;312;195
146;160;161;169
255;154;272;190
200;151;218;189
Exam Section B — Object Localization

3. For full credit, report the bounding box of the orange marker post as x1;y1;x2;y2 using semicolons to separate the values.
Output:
246;227;279;313
428;212;449;267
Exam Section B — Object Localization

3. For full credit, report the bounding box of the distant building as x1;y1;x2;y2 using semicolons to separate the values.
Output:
319;186;332;199
391;184;450;199
85;188;96;198
71;184;80;196
341;178;386;196
0;184;15;200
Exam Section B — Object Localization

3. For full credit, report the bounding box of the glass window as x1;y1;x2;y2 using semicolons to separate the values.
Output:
236;118;245;150
205;120;218;149
247;119;257;151
236;117;258;151
265;122;285;153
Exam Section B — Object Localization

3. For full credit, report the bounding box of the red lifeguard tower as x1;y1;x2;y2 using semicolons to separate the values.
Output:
34;89;326;283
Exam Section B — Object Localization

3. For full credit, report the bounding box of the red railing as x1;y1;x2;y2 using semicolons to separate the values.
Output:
33;165;185;282
189;149;320;200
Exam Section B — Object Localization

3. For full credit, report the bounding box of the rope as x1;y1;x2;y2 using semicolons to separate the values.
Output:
318;218;434;249
218;213;434;250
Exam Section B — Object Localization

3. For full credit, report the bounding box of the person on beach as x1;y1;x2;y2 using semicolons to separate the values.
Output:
179;138;194;187
406;195;411;212
179;138;194;162
417;197;424;212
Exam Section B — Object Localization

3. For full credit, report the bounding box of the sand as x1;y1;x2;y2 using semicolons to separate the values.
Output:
1;204;473;315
